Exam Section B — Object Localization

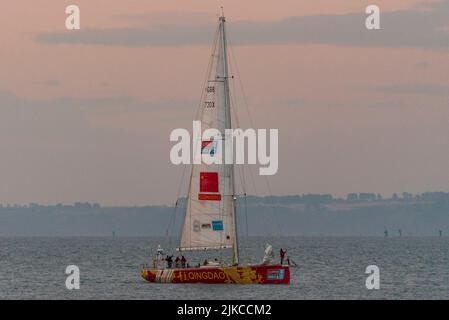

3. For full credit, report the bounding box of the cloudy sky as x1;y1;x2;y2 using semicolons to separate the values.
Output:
1;0;448;205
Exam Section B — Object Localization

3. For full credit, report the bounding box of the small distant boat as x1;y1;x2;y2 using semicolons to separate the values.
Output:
141;12;290;285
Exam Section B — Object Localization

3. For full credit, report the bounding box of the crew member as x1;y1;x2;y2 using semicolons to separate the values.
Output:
166;255;173;269
181;255;187;268
280;248;286;265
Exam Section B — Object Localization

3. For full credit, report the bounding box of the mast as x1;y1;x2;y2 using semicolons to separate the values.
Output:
220;13;239;265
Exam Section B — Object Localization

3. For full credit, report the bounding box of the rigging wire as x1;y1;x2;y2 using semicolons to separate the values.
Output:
227;34;284;244
226;37;259;262
166;164;187;251
227;58;253;263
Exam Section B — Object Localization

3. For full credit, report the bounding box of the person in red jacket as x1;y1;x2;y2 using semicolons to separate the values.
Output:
280;248;286;265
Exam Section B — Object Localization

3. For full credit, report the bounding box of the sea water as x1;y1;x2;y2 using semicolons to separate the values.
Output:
0;236;448;299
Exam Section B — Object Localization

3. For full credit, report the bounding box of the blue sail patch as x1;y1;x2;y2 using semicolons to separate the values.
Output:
212;220;224;231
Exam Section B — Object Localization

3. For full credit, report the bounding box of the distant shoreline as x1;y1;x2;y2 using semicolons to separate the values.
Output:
1;191;448;209
1;192;449;237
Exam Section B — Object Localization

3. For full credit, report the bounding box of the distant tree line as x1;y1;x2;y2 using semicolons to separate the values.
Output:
1;192;449;210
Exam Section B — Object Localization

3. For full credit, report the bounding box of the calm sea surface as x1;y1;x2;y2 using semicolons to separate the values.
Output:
1;236;448;299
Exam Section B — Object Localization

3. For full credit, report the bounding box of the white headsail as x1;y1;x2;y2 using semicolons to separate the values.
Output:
178;15;239;264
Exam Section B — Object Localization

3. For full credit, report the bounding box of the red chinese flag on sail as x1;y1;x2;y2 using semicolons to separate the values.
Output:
199;172;219;193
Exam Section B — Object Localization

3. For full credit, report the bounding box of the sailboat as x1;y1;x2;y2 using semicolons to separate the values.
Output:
140;13;290;285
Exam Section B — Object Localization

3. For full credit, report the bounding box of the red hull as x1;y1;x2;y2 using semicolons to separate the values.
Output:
141;264;290;284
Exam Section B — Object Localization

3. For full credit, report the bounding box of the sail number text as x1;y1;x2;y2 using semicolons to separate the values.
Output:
204;101;215;108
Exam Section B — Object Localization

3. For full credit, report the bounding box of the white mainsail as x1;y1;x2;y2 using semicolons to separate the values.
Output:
178;16;239;264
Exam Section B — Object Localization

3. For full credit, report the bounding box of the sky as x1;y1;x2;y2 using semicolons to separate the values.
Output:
0;0;448;205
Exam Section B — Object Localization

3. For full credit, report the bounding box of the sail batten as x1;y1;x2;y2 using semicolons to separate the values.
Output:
178;15;238;263
176;245;233;251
